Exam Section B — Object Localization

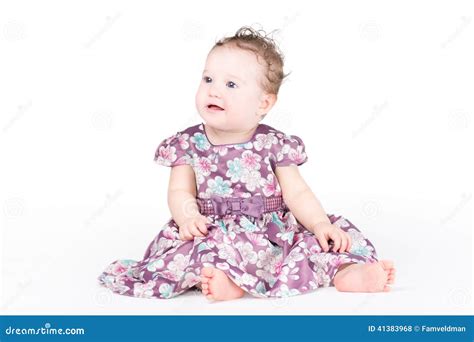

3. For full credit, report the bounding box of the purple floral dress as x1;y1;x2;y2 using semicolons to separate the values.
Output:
98;123;379;299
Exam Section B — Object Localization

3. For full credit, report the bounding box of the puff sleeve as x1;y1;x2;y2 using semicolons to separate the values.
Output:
274;134;308;167
154;131;192;167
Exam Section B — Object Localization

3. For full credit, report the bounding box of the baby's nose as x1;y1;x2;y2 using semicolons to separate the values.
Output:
208;85;221;98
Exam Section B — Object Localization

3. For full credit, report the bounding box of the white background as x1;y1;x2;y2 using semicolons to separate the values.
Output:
1;0;472;315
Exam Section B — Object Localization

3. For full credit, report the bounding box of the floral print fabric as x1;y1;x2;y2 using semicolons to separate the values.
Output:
98;123;378;299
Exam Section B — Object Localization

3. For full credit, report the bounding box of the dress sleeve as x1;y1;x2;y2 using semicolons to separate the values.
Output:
154;131;192;167
275;134;308;167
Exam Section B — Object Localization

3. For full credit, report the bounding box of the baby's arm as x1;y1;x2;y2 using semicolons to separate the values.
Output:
275;165;331;233
168;165;209;239
276;165;352;252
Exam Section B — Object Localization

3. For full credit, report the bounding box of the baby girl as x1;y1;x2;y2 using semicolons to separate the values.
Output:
98;26;396;301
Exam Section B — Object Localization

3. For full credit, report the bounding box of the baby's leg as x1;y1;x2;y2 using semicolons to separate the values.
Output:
305;214;396;292
328;215;396;292
199;267;244;301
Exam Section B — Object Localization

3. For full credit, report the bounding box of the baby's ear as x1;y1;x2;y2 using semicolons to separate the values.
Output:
258;93;277;115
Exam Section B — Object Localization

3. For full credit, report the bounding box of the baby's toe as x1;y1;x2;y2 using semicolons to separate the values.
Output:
380;260;394;270
201;267;215;278
386;271;396;284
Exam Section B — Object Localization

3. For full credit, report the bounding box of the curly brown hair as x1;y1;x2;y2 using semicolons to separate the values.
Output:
211;26;288;95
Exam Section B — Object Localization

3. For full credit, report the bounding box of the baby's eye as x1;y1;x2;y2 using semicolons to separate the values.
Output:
226;81;237;89
203;76;212;83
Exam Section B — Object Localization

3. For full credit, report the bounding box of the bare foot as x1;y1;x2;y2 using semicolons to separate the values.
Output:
333;260;396;292
199;267;245;301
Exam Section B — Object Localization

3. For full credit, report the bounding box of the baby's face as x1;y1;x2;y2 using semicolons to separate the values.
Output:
195;46;273;132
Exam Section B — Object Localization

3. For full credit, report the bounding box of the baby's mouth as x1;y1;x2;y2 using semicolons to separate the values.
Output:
207;104;224;111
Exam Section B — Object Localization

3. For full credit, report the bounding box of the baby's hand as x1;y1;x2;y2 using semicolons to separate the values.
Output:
178;214;211;241
312;222;352;253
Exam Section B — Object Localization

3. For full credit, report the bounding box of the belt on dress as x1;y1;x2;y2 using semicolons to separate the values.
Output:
196;194;287;218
